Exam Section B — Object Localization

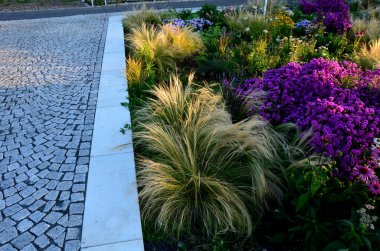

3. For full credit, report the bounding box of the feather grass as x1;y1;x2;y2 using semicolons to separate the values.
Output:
135;75;303;238
356;38;380;69
127;23;204;76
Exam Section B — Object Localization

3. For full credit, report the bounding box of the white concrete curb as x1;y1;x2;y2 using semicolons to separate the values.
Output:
81;16;144;251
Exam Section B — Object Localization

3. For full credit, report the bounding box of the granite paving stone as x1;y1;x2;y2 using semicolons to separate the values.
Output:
0;13;108;248
34;235;50;249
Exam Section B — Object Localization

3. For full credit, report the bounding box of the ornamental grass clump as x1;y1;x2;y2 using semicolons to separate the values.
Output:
356;38;380;69
235;58;380;194
352;18;380;41
135;75;298;237
224;9;267;37
123;3;161;29
127;23;204;76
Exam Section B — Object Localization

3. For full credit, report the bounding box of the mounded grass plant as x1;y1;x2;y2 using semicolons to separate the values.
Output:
134;74;305;238
123;3;162;29
352;18;380;41
127;23;204;76
356;38;380;69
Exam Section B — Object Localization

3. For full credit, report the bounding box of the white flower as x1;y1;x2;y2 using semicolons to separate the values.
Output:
366;204;375;210
244;27;250;32
263;29;268;34
243;16;248;21
357;208;366;214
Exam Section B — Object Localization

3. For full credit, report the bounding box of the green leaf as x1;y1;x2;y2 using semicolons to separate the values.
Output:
363;236;372;251
338;219;354;229
311;176;320;196
296;193;310;212
323;240;346;251
349;240;360;251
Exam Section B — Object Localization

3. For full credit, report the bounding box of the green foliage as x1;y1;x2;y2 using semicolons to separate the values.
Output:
268;12;295;39
316;32;356;60
258;159;380;251
197;4;223;24
177;9;193;20
246;39;280;75
123;4;380;250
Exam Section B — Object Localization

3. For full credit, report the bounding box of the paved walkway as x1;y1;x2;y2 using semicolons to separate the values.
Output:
0;14;108;250
0;0;246;21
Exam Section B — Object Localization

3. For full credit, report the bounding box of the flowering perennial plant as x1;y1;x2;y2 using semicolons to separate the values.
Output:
235;58;380;194
299;0;352;34
163;17;213;31
165;18;186;28
295;19;312;29
357;206;378;230
187;18;213;31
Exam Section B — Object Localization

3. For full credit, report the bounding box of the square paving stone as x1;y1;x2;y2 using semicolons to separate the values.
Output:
11;232;35;249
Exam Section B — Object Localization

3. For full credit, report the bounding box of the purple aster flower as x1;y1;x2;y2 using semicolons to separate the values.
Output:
353;166;376;183
299;0;352;34
233;58;380;190
369;181;380;195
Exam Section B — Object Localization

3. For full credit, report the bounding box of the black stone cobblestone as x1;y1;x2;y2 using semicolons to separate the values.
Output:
0;14;108;250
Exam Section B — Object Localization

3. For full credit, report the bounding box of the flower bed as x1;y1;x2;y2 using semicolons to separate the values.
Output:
122;2;380;250
235;58;380;192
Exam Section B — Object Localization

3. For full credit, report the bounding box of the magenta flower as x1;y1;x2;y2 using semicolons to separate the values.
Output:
234;58;380;188
353;166;376;183
369;181;380;195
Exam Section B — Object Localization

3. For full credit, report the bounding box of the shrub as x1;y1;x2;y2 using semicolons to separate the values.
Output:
127;23;204;76
277;36;318;63
197;4;223;24
234;58;380;193
268;12;295;37
260;158;380;250
246;39;280;75
356;38;380;69
135;75;301;237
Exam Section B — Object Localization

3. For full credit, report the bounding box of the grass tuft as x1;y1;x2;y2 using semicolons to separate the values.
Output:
356;38;380;69
127;23;204;76
135;75;302;238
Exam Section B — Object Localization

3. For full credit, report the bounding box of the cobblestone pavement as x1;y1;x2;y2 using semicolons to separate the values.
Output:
0;14;108;250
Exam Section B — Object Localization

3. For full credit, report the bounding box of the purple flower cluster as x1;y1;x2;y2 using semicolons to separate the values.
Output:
295;19;314;33
163;18;213;31
187;18;213;31
299;0;352;34
163;18;186;28
295;19;312;29
235;58;380;194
